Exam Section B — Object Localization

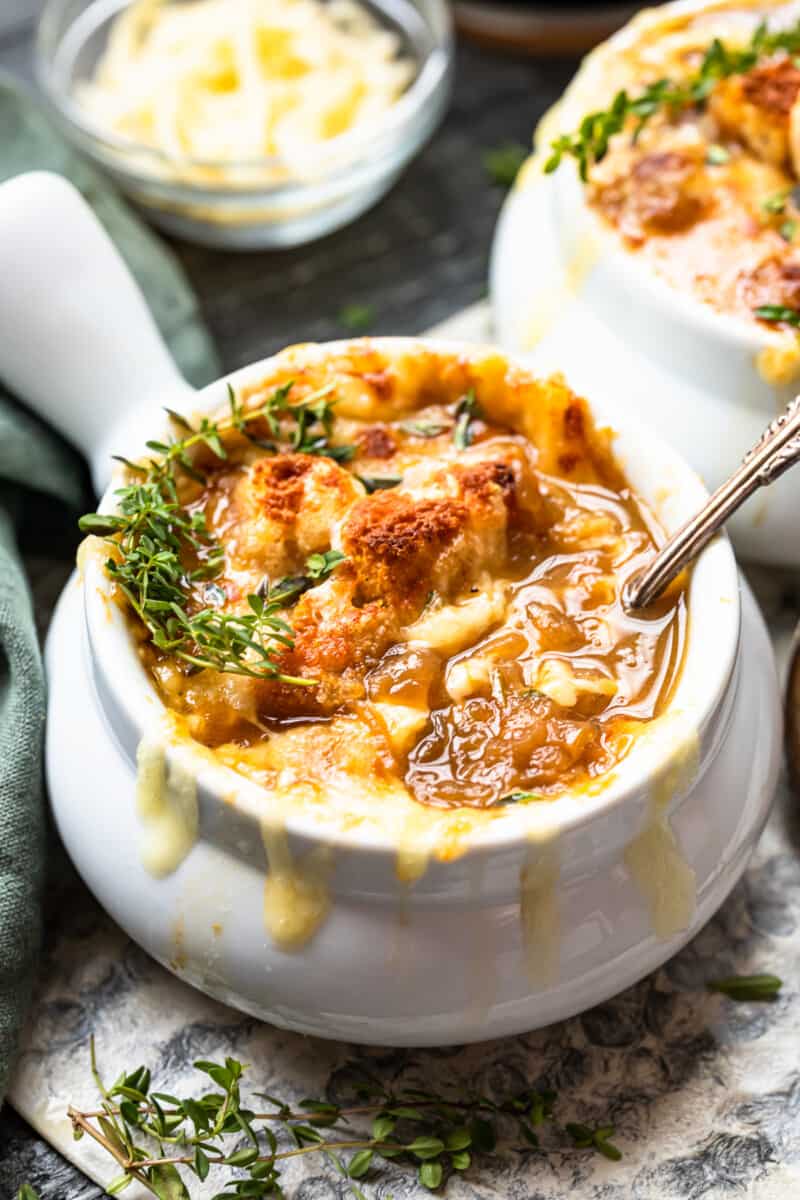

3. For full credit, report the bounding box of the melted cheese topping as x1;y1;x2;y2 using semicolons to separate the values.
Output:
77;0;413;183
130;342;687;816
547;0;800;374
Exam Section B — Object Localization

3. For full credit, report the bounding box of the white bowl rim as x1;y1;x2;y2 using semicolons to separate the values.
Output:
81;336;742;857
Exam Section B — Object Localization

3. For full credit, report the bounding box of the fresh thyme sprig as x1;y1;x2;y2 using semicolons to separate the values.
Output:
227;381;356;462
68;1040;623;1199
545;19;800;180
78;381;353;681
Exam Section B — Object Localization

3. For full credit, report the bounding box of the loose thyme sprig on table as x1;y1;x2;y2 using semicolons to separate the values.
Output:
67;1039;622;1199
544;19;800;180
78;381;353;681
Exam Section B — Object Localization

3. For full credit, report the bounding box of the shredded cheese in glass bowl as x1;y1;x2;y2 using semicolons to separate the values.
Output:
77;0;415;175
37;0;452;247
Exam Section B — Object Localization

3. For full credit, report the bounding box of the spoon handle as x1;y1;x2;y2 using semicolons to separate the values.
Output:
624;395;800;610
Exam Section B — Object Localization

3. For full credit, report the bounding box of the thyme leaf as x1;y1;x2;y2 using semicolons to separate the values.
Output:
762;189;790;214
483;141;528;188
453;389;483;451
339;303;375;333
497;791;541;805
545;19;800;180
706;143;730;165
566;1122;622;1161
754;304;800;327
707;973;783;1001
400;420;448;438
306;549;347;579
262;551;348;607
357;474;404;493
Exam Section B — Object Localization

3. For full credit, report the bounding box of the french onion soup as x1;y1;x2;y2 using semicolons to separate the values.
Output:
545;3;800;342
83;344;686;811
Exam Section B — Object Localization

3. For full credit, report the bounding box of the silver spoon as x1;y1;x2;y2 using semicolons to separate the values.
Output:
623;395;800;611
786;625;800;792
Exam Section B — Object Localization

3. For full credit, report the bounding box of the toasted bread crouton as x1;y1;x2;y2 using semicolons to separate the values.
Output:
224;453;363;577
711;57;800;168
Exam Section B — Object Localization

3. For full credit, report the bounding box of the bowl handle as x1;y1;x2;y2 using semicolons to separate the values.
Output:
0;171;195;491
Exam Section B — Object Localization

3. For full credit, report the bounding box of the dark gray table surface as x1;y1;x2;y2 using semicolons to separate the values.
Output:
0;10;577;1197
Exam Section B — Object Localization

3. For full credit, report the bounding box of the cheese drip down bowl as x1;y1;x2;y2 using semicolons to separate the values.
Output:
492;0;800;567
0;172;781;1044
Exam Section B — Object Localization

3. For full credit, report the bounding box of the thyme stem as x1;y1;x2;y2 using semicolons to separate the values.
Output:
78;381;352;682
68;1046;625;1196
545;19;800;179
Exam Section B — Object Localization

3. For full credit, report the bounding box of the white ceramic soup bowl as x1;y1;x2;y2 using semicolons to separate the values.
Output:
0;172;782;1045
491;0;800;567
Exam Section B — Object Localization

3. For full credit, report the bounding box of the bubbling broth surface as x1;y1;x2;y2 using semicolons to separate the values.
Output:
398;482;684;808
126;344;686;811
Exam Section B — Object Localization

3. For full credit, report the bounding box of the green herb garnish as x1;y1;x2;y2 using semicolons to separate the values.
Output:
760;189;799;240
357;474;403;493
306;548;347;579
566;1123;623;1161
706;143;730;165
545;19;800;180
754;304;800;326
453;389;483;450
762;189;789;214
498;791;541;805
707;973;783;1001
229;381;355;461
483;141;529;188
400;420;448;438
79;383;354;681
69;1039;624;1199
262;550;348;607
339;303;375;332
16;1188;39;1200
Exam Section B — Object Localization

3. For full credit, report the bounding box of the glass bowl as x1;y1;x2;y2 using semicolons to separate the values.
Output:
36;0;453;249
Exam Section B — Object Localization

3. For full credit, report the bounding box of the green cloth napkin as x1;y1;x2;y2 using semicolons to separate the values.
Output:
0;74;219;1101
